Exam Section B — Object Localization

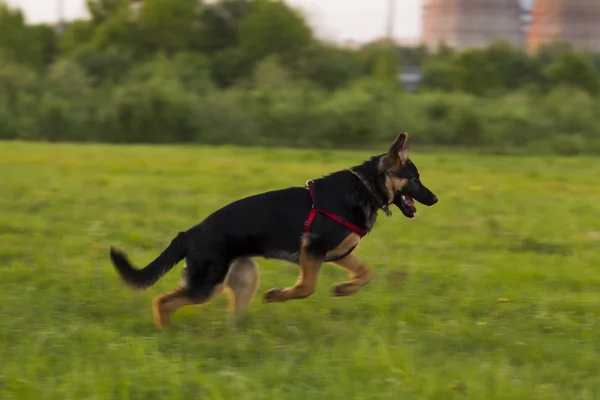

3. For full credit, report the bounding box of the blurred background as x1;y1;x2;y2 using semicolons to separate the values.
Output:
1;0;600;154
2;5;600;397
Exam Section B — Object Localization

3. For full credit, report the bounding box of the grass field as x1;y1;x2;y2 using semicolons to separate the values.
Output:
1;141;600;400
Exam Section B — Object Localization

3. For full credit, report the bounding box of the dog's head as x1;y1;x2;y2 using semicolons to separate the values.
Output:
380;132;438;218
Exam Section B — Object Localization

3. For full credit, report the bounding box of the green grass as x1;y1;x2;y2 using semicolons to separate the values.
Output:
2;141;600;400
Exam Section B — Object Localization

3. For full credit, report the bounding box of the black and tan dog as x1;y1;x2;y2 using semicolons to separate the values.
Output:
109;133;438;329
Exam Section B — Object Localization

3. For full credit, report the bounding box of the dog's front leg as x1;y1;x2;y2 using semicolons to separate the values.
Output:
263;246;323;303
331;253;372;296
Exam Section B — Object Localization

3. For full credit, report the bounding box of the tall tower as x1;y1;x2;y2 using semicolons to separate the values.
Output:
421;0;458;49
527;0;600;53
422;0;523;51
422;0;461;49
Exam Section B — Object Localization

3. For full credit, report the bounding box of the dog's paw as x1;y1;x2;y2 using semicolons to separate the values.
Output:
331;282;356;297
263;288;283;303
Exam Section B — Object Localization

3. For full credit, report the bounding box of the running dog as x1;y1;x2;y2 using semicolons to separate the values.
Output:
109;133;438;329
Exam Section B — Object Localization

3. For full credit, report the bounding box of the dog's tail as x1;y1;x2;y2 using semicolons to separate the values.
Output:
109;232;188;290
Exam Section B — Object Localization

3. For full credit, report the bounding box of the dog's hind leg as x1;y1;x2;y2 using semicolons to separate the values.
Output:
152;282;224;330
153;288;192;330
331;253;372;297
224;258;259;322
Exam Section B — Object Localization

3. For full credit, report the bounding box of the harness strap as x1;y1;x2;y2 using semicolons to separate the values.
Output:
303;180;367;237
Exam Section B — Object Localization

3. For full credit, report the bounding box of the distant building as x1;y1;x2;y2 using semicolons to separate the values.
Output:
394;37;422;48
527;0;600;53
421;0;523;51
341;40;361;50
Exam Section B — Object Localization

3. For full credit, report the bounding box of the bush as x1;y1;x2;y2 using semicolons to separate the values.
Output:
314;79;390;147
70;44;135;85
287;43;367;91
1;44;600;155
38;59;94;141
478;92;544;147
242;57;327;147
193;87;261;145
38;93;72;142
544;52;600;96
127;52;214;95
417;92;483;146
0;57;40;139
0;97;19;139
550;134;588;156
540;86;600;137
103;78;199;143
83;54;201;143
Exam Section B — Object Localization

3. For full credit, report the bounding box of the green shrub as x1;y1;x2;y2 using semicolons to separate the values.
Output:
478;92;544;147
544;51;600;96
1;46;599;155
550;134;588;156
376;92;429;145
0;57;41;139
38;58;94;141
314;80;383;147
541;86;600;137
37;93;72;142
127;52;214;95
193;88;261;145
104;78;198;143
0;97;19;139
95;54;206;143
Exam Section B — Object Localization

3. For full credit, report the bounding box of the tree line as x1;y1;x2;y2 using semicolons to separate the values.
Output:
1;0;600;155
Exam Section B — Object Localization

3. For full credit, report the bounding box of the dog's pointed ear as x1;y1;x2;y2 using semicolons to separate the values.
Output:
384;132;410;168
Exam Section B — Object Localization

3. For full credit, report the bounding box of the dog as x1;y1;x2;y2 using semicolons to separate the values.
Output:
109;132;438;329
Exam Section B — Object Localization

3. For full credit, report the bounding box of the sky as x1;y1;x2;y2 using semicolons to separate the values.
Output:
5;0;424;44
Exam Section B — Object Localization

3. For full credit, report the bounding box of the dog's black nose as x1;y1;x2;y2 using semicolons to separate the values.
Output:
431;195;438;205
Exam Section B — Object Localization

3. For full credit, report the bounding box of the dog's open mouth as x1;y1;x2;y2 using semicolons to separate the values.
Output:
404;195;417;213
393;194;417;218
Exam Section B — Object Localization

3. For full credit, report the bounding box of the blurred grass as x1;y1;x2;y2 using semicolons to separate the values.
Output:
1;141;600;400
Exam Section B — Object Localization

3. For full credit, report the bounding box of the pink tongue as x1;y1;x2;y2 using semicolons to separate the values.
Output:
404;195;417;213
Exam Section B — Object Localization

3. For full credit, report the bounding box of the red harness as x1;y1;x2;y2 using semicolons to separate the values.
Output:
303;180;367;237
